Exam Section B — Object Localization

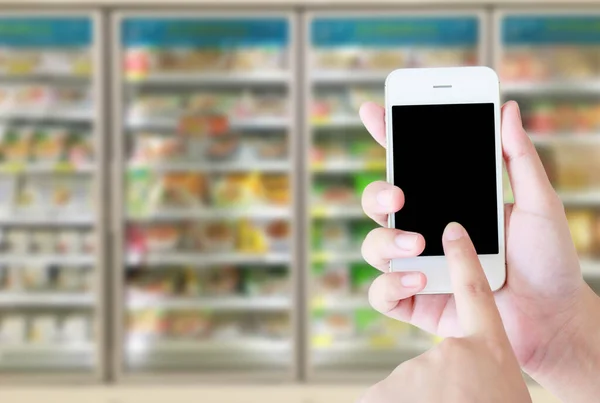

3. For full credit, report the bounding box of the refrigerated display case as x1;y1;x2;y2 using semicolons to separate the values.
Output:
0;12;103;381
495;10;600;282
304;11;487;381
112;12;298;381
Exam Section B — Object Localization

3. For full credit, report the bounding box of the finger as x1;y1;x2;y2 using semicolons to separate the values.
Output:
368;272;426;313
443;222;506;339
502;101;562;214
362;181;404;226
359;102;386;148
362;227;425;271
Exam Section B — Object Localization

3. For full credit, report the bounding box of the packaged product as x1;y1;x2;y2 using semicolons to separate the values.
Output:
58;267;84;291
249;136;287;161
205;135;240;161
237;219;267;253
127;309;168;338
313;48;361;70
320;222;352;250
261;174;289;205
30;230;56;253
53;86;91;110
212;173;265;207
264;219;290;251
32;127;69;163
81;231;95;254
0;315;26;344
552;47;596;79
259;314;289;339
312;311;354;339
200;266;241;296
313;263;350;297
364;49;404;70
60;314;89;343
5;51;41;75
566;210;595;256
313;178;356;205
131;133;183;164
30;315;59;343
12;85;51;110
229;47;284;71
211;317;243;340
1;126;35;162
146;173;205;211
128;95;182;122
56;230;82;254
194;221;236;252
4;229;30;253
168;310;212;338
68;132;94;165
244;268;289;296
526;103;555;134
142;224;181;252
127;170;154;216
350;138;385;162
21;265;48;290
187;92;231;114
0;176;16;217
80;268;94;292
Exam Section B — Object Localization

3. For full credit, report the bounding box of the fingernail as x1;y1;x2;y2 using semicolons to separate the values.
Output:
401;273;423;288
444;222;465;241
377;189;393;207
395;233;419;250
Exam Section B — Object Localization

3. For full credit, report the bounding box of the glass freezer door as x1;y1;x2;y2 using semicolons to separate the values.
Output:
305;12;485;380
0;15;101;378
496;11;600;285
114;14;296;380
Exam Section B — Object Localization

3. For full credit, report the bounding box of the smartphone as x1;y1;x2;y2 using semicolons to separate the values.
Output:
385;66;505;294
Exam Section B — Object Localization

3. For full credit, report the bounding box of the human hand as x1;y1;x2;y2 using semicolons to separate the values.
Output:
361;222;531;403
359;101;600;402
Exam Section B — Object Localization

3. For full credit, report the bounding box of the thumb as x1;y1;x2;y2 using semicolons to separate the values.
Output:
443;222;508;340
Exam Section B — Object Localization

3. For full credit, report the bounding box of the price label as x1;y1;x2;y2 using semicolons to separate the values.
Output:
311;116;331;126
311;297;325;310
311;161;324;171
312;334;333;348
54;162;75;173
312;252;330;263
311;206;327;218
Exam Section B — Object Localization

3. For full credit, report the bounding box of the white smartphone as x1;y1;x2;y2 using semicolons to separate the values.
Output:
385;66;505;294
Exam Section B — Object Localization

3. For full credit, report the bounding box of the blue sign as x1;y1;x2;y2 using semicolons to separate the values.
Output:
502;16;600;45
311;17;479;48
0;18;92;47
122;18;289;48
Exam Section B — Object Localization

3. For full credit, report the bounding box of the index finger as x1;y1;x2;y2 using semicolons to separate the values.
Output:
442;222;506;339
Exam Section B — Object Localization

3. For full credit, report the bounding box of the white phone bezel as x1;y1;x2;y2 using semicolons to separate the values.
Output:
385;66;505;294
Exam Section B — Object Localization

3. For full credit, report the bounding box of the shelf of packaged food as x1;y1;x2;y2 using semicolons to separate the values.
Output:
128;206;290;222
128;160;290;173
0;109;93;122
0;342;94;370
126;252;291;267
558;190;600;206
312;71;388;84
0;73;90;83
126;338;290;355
311;205;365;219
125;71;291;86
502;80;600;95
0;255;95;266
126;116;290;132
127;295;290;311
312;338;435;353
0;293;94;308
311;160;385;173
0;162;94;175
530;134;600;146
311;116;363;129
581;259;600;280
311;296;370;311
0;214;94;226
311;251;364;264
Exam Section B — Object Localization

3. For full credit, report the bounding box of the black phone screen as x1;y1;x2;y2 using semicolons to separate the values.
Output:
391;103;499;257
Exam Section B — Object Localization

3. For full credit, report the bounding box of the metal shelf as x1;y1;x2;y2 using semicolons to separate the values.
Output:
128;206;291;221
0;255;95;266
0;214;94;226
581;259;600;280
126;252;291;266
502;80;600;95
312;116;363;129
128;295;291;311
128;160;290;173
311;251;364;264
311;205;365;219
312;71;388;84
0;293;94;308
311;296;370;310
125;71;291;86
531;134;600;146
0;162;94;175
0;109;93;122
127;116;290;131
558;191;600;207
126;338;291;354
311;160;385;173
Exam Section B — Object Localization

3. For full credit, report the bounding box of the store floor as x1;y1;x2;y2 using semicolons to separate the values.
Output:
1;385;559;402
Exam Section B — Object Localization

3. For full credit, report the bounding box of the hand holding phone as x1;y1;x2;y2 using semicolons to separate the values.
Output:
360;223;531;403
385;67;505;293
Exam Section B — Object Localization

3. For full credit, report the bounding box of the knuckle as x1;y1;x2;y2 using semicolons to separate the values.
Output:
461;281;491;298
484;338;512;365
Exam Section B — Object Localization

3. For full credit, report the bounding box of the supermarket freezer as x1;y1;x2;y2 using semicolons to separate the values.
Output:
303;10;489;382
0;11;106;382
111;11;299;382
494;9;600;285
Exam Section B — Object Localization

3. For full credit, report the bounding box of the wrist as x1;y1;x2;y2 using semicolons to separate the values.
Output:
528;285;600;403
